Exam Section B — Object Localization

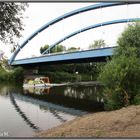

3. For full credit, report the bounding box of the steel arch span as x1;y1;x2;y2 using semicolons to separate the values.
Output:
9;2;139;65
42;18;140;54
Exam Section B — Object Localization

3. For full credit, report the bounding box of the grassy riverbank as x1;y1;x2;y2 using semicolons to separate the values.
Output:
37;105;140;138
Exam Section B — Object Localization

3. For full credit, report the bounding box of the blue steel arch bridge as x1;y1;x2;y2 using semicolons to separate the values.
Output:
9;2;140;67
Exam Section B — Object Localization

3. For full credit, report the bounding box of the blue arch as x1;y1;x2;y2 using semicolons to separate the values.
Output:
42;18;140;54
9;2;139;65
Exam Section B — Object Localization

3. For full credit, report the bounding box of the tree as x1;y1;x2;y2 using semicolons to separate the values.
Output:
40;44;66;54
40;44;50;54
0;3;28;45
54;45;66;53
67;47;80;52
89;39;106;49
98;22;140;110
117;22;140;56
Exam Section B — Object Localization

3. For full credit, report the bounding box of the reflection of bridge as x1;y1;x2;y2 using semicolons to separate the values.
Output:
9;2;140;66
9;92;87;134
11;92;87;115
49;109;67;123
9;93;40;132
9;92;86;128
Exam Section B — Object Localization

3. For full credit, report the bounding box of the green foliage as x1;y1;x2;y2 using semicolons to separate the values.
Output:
40;44;66;54
38;62;105;83
40;44;50;54
42;71;77;83
117;22;140;55
103;90;123;111
10;67;24;82
89;39;106;49
0;65;8;81
98;23;140;110
0;65;24;83
67;47;80;52
0;3;28;45
54;45;66;53
133;95;140;105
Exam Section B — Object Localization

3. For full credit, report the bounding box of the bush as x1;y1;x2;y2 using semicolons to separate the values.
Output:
133;95;140;105
0;65;24;83
11;67;24;82
98;22;140;110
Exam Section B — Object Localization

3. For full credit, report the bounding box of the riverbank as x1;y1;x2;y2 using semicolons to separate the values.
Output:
36;105;140;138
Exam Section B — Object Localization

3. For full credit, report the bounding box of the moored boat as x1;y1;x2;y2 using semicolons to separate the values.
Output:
23;76;66;88
23;83;66;88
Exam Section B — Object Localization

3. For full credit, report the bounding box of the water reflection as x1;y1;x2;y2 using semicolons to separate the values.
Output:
9;93;40;132
23;84;104;112
0;83;23;96
0;84;78;137
0;83;105;137
24;87;50;95
13;92;86;116
63;85;104;102
49;109;67;123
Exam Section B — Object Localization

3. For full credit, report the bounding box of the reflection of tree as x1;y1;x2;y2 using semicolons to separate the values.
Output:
0;84;23;96
64;85;104;102
24;87;50;95
9;93;40;132
23;85;104;112
0;86;9;96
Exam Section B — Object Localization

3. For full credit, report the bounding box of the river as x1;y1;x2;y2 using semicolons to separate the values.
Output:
0;82;104;137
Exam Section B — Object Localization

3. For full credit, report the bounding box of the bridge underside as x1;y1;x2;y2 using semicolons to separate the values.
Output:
11;47;115;67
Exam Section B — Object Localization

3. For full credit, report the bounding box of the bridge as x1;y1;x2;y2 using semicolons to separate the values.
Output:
9;2;140;66
12;47;115;66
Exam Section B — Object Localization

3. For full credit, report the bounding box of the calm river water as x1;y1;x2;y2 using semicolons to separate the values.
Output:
0;82;104;137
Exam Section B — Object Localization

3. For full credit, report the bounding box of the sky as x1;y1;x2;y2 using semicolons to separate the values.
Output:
0;2;140;60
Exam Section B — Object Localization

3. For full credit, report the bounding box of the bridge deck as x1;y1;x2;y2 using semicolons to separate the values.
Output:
11;47;115;66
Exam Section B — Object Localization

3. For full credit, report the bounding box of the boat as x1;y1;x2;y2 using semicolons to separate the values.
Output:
23;83;66;88
23;76;66;88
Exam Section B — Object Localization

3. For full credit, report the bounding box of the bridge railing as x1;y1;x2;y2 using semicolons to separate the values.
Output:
41;45;117;57
16;45;117;61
